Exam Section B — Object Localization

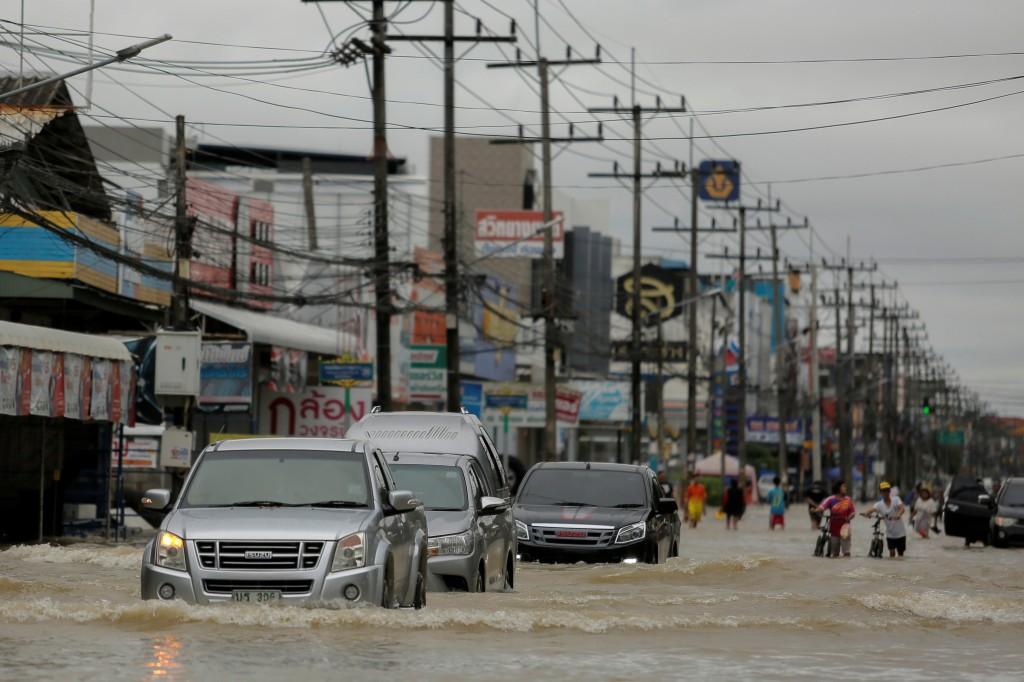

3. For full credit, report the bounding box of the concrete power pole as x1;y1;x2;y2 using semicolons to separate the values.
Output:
301;156;318;251
588;53;685;465
489;45;600;459
370;0;393;410
390;1;515;412
171;114;193;331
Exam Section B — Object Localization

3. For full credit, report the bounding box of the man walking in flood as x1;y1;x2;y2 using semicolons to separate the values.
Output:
816;480;856;557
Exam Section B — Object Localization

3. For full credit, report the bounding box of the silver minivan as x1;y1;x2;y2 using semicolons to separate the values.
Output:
387;452;516;592
139;437;428;608
347;409;511;500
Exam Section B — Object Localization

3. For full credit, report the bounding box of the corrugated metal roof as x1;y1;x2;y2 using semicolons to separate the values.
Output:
0;320;133;361
0;106;68;151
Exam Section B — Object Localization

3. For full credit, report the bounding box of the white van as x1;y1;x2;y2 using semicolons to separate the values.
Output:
346;409;511;500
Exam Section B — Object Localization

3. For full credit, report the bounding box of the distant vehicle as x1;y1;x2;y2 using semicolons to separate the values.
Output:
140;438;428;608
347;409;511;500
757;473;777;502
388;452;517;592
990;477;1024;548
942;476;994;546
514;462;680;564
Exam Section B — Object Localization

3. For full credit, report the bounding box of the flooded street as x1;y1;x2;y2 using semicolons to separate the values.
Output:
2;507;1022;681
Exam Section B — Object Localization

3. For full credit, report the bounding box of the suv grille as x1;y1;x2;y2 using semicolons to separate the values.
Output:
530;526;615;547
195;541;324;570
204;579;313;595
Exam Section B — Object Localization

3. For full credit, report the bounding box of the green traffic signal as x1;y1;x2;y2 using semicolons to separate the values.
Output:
921;397;932;415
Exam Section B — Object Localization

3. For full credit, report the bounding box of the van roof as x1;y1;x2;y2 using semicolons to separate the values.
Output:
211;437;364;453
346;412;482;455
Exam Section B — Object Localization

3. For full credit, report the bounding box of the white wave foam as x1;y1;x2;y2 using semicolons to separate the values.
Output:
0;597;881;633
856;589;1024;624
2;544;141;570
591;555;778;583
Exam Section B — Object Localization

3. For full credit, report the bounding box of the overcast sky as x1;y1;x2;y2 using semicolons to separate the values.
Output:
2;0;1022;414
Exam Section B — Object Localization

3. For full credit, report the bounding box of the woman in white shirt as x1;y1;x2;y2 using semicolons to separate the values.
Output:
912;487;938;538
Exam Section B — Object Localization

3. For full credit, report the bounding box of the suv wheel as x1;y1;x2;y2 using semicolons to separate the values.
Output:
503;553;515;592
381;561;395;608
413;571;427;609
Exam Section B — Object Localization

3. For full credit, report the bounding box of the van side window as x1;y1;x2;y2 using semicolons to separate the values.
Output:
478;435;507;490
467;463;488;501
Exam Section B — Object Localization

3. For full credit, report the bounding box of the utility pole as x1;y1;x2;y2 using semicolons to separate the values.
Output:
369;0;393;410
302;156;318;251
171;114;193;331
490;46;601;459
706;200;784;485
810;261;821;482
656;315;666;467
653;217;736;467
588;57;686;465
392;3;515;412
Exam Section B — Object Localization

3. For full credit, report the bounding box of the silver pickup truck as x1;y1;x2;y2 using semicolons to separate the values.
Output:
140;437;428;608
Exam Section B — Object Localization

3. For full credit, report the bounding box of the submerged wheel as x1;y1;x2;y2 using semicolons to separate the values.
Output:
669;541;679;559
645;541;660;565
503;553;515;592
413;571;427;610
474;563;486;593
381;561;395;608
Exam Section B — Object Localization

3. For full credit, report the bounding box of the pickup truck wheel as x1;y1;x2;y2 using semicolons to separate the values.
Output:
474;564;486;593
381;562;394;608
644;541;660;565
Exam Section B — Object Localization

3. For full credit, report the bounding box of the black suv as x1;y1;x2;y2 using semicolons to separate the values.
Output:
991;477;1024;548
513;462;680;564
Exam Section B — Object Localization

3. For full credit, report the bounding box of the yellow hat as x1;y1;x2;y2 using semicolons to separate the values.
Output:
879;481;892;490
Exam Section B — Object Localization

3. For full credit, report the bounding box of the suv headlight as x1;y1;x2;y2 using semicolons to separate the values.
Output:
331;532;366;572
428;530;474;556
614;521;646;545
515;520;529;541
995;516;1017;527
155;531;187;571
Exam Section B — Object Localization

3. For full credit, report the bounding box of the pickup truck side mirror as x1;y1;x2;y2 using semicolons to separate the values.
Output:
479;496;508;515
141;488;172;510
388;490;421;513
657;497;678;515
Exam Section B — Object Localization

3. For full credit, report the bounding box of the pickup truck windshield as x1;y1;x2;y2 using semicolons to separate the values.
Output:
389;464;468;511
1000;483;1024;507
517;469;647;508
181;451;370;508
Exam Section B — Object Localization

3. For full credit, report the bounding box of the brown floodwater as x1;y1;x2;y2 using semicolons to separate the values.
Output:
1;506;1022;681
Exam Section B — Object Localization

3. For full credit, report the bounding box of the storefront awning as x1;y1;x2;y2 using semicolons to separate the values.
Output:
192;300;359;357
0;320;132;361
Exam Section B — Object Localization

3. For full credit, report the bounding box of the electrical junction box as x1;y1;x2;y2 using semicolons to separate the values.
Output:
160;427;195;469
154;330;201;398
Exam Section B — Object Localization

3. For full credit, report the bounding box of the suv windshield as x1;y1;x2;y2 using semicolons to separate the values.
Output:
181;450;370;508
517;469;647;508
999;483;1024;507
389;464;468;511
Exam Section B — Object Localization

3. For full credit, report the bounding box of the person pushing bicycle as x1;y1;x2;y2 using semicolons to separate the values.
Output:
860;481;907;558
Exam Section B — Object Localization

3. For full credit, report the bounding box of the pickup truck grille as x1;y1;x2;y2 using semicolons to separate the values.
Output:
530;526;615;547
195;541;324;570
204;579;313;595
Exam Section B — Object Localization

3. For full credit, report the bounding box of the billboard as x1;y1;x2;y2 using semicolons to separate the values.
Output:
199;342;253;405
469;275;517;382
573;381;633;422
408;345;446;403
259;385;371;437
615;263;686;326
474;210;564;258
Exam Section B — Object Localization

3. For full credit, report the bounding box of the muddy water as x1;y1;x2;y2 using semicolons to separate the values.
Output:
1;507;1022;681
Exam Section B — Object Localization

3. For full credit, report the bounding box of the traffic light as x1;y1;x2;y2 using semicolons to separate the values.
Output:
921;397;932;416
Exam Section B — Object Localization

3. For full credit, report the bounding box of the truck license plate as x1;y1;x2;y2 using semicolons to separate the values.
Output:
232;590;281;603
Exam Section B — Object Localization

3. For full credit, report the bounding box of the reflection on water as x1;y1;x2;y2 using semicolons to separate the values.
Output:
145;636;183;680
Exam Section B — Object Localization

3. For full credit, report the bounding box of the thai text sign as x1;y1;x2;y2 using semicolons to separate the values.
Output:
474;210;564;258
199;342;252;405
259;385;371;438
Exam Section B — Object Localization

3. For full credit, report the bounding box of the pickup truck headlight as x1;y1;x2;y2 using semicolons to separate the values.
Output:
331;532;366;572
515;520;529;541
156;531;187;571
614;521;646;545
428;530;474;556
995;516;1018;527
